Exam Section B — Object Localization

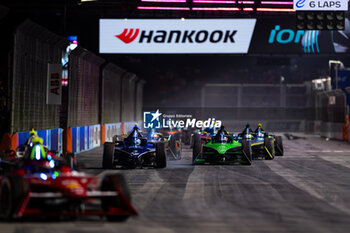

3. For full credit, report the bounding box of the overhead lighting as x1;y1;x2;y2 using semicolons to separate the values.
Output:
192;0;236;3
261;1;293;5
237;1;255;4
141;0;186;2
257;8;295;12
192;7;241;11
137;6;191;10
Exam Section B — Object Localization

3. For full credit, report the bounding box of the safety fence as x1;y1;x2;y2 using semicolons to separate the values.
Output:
104;123;123;143
0;19;145;155
312;89;347;140
67;47;104;128
11;20;67;133
200;83;309;132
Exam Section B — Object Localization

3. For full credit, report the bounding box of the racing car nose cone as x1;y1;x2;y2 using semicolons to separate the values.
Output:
132;150;139;155
217;145;227;153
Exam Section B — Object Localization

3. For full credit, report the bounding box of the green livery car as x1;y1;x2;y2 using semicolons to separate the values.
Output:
192;133;252;165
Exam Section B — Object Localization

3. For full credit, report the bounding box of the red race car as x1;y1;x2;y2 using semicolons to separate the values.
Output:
0;138;137;221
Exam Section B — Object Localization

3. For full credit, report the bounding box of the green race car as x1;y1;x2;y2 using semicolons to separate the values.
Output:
192;129;252;165
237;124;283;160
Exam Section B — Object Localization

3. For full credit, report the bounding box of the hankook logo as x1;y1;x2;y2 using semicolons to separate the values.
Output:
115;28;140;44
100;19;256;54
115;29;237;44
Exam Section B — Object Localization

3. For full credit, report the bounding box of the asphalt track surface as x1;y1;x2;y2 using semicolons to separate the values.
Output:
1;134;350;233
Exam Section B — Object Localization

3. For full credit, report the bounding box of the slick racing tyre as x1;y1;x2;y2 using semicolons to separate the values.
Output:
168;135;182;160
174;133;182;160
65;153;76;169
264;138;275;160
101;174;131;222
0;176;29;220
103;142;114;169
241;140;252;165
191;133;201;149
192;141;202;164
275;136;284;156
182;131;191;145
155;143;167;168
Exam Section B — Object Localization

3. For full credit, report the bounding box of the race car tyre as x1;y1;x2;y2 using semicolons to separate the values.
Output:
241;140;252;165
168;135;182;160
192;141;202;164
182;131;191;145
275;136;284;156
191;133;201;149
66;153;75;169
103;142;114;169
174;132;181;141
264;138;275;160
101;174;131;222
155;143;167;168
174;133;182;160
176;140;182;160
0;176;29;220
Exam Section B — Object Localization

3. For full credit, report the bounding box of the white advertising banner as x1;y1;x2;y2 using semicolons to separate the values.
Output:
99;19;256;54
293;0;348;11
46;63;62;105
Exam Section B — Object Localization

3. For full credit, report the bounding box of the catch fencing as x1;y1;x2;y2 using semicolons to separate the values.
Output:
67;47;105;128
102;63;124;124
11;19;68;133
7;20;144;153
200;83;308;132
314;89;346;140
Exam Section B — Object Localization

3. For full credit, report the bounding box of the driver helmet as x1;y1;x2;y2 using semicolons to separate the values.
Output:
149;129;158;140
27;128;38;146
131;124;142;145
218;126;227;142
257;123;264;137
244;124;252;139
30;128;37;136
244;124;250;133
29;136;47;160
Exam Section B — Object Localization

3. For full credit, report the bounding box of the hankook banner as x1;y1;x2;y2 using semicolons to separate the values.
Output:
99;18;349;54
99;19;256;54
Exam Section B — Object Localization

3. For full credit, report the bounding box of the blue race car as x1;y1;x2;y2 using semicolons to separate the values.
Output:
102;125;166;169
236;124;276;160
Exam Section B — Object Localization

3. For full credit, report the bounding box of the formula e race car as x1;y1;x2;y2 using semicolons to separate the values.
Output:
147;129;182;160
0;136;137;220
103;125;166;169
192;127;252;165
237;124;284;160
253;124;283;156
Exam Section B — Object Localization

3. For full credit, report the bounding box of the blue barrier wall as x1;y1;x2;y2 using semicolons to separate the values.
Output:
17;128;63;154
70;124;101;153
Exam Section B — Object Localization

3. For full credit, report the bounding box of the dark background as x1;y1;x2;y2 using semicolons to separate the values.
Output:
1;0;350;107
